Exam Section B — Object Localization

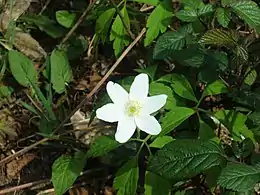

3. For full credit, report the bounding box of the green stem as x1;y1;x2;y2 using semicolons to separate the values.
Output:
136;135;151;156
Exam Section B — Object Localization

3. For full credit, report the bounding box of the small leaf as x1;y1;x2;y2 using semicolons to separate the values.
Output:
96;8;116;44
198;4;214;16
148;139;226;180
149;136;174;148
133;0;159;6
52;151;87;195
231;0;260;29
203;80;228;97
87;136;121;158
0;85;13;97
8;50;38;87
144;171;171;195
153;31;186;59
50;49;72;93
180;0;204;9
56;10;76;28
244;68;257;86
176;10;197;22
110;6;130;57
144;0;173;46
218;163;260;192
135;65;158;81
216;8;231;27
113;157;139;195
171;74;198;102
158;107;195;137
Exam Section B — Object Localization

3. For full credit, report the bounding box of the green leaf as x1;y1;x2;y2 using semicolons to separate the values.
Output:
218;163;260;192
135;65;158;81
110;6;130;57
180;0;204;9
158;107;195;137
87;136;121;158
0;85;13;98
231;0;260;29
153;31;186;59
200;29;238;46
52;151;87;195
8;50;38;87
176;9;197;22
50;49;72;94
203;80;228;97
96;8;116;44
244;68;257;86
133;0;159;6
148;139;226;180
113;157;139;195
198;4;214;16
144;171;171;195
144;0;173;46
216;8;231;27
21;14;65;38
149;136;174;148
171;74;198;102
56;10;76;28
199;120;220;143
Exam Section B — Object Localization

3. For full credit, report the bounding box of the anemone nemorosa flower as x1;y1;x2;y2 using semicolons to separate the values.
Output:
96;73;167;143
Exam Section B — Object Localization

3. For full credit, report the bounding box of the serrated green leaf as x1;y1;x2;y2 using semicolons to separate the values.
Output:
96;8;116;44
144;171;171;195
244;68;257;86
52;151;87;195
50;49;72;94
144;0;173;46
158;107;195;137
216;7;231;27
198;4;214;16
21;14;65;38
180;0;204;9
56;10;76;28
199;120;219;142
113;157;139;195
200;29;238;46
87;136;121;158
135;65;158;81
148;139;226;180
8;50;38;87
231;0;260;29
153;31;186;59
110;6;130;57
171;74;198;102
133;0;159;6
149;136;174;148
176;9;197;22
203;80;228;97
218;163;260;192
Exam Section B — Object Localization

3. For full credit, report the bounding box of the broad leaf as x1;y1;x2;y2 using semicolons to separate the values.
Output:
144;0;173;46
231;0;260;29
203;80;228;97
96;8;116;44
198;4;214;16
50;49;72;93
113;157;139;195
149;136;174;148
158;107;195;137
148;139;226;180
200;29;238;46
56;10;76;28
176;10;197;22
199;120;219;142
110;6;130;57
216;7;231;27
218;163;260;192
8;50;38;87
52;151;87;195
153;31;186;59
180;0;204;9
87;136;121;158
144;171;171;195
171;74;198;102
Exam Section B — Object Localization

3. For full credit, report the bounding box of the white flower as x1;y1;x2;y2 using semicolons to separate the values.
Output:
96;73;167;143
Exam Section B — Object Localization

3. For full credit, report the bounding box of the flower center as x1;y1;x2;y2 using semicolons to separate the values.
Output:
125;100;142;116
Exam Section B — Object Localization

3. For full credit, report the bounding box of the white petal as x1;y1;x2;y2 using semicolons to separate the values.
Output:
96;103;122;122
107;81;129;105
135;115;161;135
142;94;167;114
130;73;149;102
115;116;136;143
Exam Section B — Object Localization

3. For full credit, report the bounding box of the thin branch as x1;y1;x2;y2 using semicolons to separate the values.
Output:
60;0;96;46
0;28;146;166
